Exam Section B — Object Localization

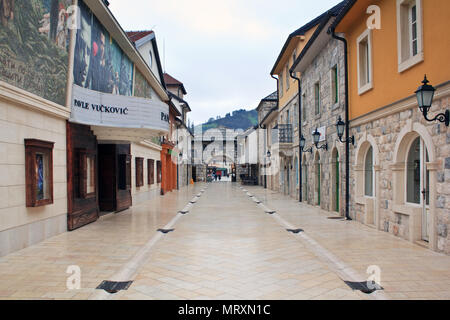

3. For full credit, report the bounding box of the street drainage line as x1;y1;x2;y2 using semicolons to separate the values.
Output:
90;191;201;300
253;199;388;300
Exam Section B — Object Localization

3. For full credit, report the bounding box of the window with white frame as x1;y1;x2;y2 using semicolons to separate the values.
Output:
397;0;423;72
357;29;373;95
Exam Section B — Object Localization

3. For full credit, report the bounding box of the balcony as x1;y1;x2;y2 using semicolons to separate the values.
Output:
271;124;294;157
271;124;293;144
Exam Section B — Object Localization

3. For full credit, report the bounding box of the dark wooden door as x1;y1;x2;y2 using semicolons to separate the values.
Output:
67;123;99;231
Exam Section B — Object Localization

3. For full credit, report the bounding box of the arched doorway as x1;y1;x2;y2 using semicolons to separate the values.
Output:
302;155;308;202
314;152;321;206
331;148;340;213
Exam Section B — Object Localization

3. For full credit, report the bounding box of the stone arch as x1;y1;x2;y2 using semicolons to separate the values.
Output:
314;151;321;206
330;147;340;213
302;154;309;203
391;121;437;247
354;133;380;227
393;121;435;163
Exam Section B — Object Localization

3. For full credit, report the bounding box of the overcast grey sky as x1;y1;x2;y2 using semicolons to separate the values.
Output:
108;0;342;125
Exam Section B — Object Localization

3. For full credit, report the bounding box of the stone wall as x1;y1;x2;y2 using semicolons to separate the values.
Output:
299;37;346;215
349;88;450;254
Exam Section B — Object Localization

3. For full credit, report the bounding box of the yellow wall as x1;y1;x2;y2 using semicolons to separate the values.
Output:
337;0;450;120
274;26;318;109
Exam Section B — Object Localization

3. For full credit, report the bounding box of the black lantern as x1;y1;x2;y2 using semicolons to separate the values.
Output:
415;75;449;126
300;135;312;154
336;116;355;145
313;128;328;151
267;151;271;158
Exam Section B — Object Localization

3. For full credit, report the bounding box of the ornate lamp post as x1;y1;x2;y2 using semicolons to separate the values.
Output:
312;128;328;151
415;75;449;126
336;116;355;145
300;135;312;154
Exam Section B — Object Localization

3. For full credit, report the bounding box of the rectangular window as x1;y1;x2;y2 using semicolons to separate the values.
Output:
279;72;284;98
410;5;418;56
135;157;144;187
25;139;54;207
148;159;155;185
157;160;162;183
397;0;423;72
331;65;338;104
285;66;290;90
357;29;373;94
302;92;307;122
314;82;320;115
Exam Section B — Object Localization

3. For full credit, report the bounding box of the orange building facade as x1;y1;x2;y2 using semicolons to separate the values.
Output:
332;0;450;253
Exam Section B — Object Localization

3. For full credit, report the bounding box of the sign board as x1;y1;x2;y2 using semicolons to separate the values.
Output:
70;84;169;132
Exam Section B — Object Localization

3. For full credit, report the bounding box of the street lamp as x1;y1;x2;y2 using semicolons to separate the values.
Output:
312;128;328;151
415;75;449;126
300;135;312;154
267;151;271;158
336;116;355;145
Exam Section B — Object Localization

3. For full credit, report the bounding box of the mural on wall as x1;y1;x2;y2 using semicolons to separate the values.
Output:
0;0;71;105
74;0;133;96
134;68;153;100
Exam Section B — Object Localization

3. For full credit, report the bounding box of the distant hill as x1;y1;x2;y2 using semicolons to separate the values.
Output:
197;109;258;132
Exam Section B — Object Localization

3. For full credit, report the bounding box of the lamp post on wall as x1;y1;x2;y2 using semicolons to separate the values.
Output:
312;128;328;151
300;135;313;154
415;75;449;126
336;116;355;145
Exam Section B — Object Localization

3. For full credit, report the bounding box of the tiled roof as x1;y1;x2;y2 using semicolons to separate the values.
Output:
163;73;183;86
270;0;346;75
126;30;154;43
262;91;278;101
164;73;187;95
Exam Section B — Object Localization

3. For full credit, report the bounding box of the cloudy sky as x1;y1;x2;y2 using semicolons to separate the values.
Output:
109;0;342;125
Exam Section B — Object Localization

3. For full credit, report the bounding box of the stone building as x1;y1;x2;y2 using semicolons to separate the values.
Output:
0;0;174;256
331;0;450;253
256;92;278;187
270;2;344;200
292;10;347;215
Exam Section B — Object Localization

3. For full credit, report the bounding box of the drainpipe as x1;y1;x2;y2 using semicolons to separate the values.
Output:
290;71;302;202
330;28;352;221
270;74;279;192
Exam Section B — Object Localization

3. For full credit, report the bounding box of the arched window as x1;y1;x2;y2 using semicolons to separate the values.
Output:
364;146;373;196
406;137;429;205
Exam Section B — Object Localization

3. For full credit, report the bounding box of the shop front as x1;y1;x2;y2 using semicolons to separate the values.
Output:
67;85;169;230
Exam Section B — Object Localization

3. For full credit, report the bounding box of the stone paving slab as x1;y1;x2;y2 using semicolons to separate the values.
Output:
1;182;449;300
248;185;450;300
0;184;204;300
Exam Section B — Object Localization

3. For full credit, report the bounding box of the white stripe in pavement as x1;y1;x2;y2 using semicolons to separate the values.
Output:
90;195;199;300
248;190;389;300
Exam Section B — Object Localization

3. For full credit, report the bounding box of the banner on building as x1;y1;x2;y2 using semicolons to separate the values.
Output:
71;84;169;132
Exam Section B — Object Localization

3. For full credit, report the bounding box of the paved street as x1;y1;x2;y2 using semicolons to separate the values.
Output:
0;182;449;300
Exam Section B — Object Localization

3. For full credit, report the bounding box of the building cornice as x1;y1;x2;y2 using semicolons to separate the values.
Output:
350;80;450;128
0;81;70;119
